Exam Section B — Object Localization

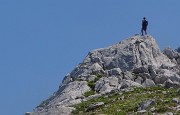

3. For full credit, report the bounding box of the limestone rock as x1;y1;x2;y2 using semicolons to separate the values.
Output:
160;112;174;115
164;79;180;88
29;35;178;115
123;71;134;80
119;79;142;89
172;98;180;104
135;76;143;84
133;66;149;74
142;79;155;87
86;102;104;112
163;47;179;60
108;68;122;76
95;77;119;93
138;99;155;110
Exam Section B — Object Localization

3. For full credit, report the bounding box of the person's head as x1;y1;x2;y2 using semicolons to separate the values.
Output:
143;17;146;20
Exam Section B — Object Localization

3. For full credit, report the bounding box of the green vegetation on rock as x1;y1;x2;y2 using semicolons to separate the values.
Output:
84;90;95;97
72;86;180;115
87;74;103;90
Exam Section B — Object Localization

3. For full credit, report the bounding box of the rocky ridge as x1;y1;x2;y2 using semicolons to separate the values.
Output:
28;35;180;115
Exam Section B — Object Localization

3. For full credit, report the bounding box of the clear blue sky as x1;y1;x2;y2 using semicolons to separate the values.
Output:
0;1;180;115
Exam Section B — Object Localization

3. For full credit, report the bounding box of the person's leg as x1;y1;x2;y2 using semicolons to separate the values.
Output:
141;28;143;36
144;27;147;35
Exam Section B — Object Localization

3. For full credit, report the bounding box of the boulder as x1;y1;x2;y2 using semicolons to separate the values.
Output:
164;79;180;88
123;71;134;80
169;74;180;82
91;56;101;63
139;73;151;81
135;77;143;84
119;80;142;89
154;75;168;84
95;77;119;93
86;75;96;82
177;58;180;64
163;47;179;59
108;68;122;76
138;99;155;110
148;65;156;79
142;79;155;87
86;102;104;112
172;98;180;104
161;112;173;115
133;66;149;74
137;110;147;114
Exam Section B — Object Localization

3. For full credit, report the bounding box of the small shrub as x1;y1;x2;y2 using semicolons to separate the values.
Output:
94;74;103;82
88;81;95;90
84;90;95;97
177;88;180;96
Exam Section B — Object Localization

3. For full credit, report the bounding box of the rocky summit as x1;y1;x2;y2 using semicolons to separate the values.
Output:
28;35;180;115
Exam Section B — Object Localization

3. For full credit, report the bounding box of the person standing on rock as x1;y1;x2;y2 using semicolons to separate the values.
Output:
141;17;148;36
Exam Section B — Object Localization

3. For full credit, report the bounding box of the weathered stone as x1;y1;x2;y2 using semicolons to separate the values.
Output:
29;35;177;115
86;75;96;82
133;66;149;74
160;112;174;115
61;74;72;85
135;77;143;84
172;98;180;104
86;102;104;112
137;110;147;114
119;80;142;89
150;107;156;112
138;99;155;110
163;47;179;60
154;75;168;84
108;68;122;76
177;58;180;64
91;56;101;63
148;65;156;79
164;79;180;88
123;71;134;80
139;73;151;81
30;106;75;115
95;77;119;93
169;74;180;82
142;79;155;87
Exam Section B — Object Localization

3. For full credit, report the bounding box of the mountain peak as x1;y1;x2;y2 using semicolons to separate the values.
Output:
28;35;180;115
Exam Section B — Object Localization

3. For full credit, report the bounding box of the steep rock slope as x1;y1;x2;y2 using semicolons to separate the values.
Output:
28;35;180;115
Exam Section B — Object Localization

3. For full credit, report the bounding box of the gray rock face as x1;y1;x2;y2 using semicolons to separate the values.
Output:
142;79;155;87
108;68;122;76
138;99;155;110
95;77;119;93
30;81;90;115
164;79;180;88
119;79;142;89
163;48;180;66
163;48;179;60
29;35;180;115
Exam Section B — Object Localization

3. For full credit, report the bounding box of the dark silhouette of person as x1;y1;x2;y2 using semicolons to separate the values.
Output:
141;17;148;36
